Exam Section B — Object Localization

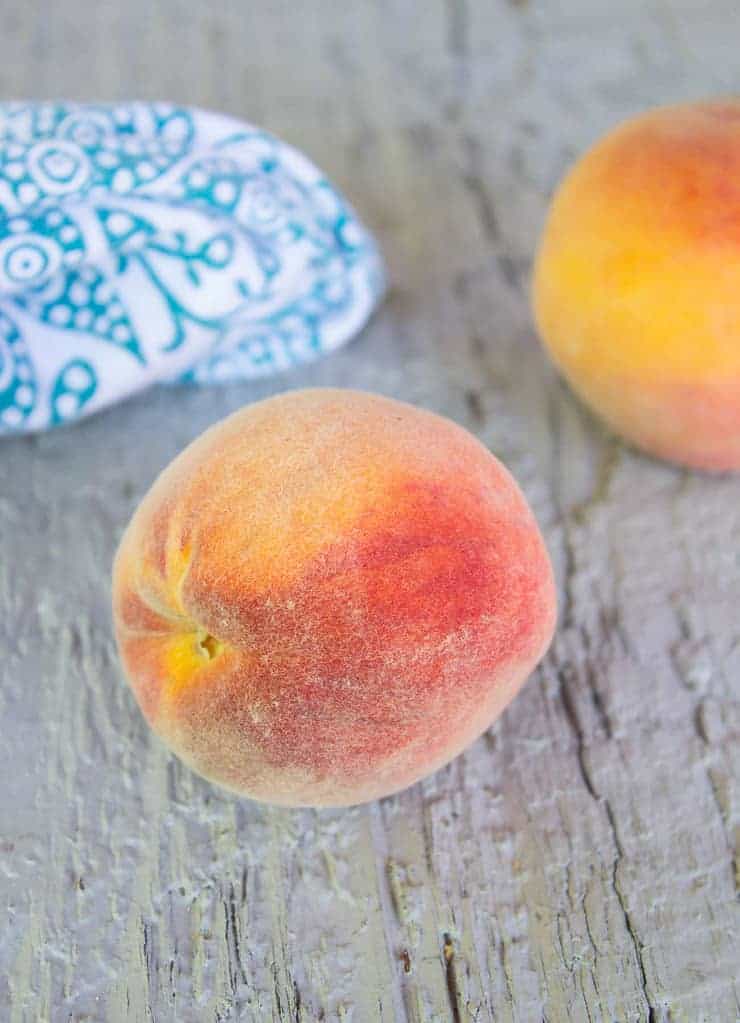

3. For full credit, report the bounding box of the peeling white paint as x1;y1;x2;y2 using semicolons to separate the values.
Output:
1;1;740;1020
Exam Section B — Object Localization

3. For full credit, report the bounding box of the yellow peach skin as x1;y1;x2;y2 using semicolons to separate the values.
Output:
113;389;556;807
533;100;740;471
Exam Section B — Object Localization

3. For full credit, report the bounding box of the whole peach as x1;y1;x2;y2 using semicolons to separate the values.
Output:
533;101;740;471
113;389;556;806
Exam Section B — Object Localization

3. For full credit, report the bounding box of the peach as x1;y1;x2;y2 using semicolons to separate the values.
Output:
533;100;740;471
112;389;556;806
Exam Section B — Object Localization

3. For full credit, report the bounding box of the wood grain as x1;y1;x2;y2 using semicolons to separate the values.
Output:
1;1;738;1020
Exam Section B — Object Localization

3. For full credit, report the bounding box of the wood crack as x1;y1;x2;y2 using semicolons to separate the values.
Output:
570;438;622;526
443;933;462;1023
603;801;656;1023
461;135;501;244
557;665;599;802
224;882;248;993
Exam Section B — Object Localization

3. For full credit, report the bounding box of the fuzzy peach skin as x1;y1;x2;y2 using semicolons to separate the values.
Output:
112;389;556;807
533;100;740;472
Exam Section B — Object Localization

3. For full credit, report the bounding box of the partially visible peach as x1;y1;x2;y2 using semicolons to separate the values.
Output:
113;389;556;806
533;100;740;471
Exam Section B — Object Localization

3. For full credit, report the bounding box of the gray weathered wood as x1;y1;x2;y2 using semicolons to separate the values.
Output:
1;1;739;1020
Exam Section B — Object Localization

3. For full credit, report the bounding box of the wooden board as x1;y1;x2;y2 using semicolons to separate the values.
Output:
1;2;738;1019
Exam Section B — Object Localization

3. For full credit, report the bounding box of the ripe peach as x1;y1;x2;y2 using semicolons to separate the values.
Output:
112;389;556;806
533;100;740;472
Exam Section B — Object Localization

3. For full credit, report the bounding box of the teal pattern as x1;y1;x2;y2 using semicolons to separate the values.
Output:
0;103;385;433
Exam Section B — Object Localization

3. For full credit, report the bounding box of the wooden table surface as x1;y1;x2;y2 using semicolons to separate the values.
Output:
2;2;739;1020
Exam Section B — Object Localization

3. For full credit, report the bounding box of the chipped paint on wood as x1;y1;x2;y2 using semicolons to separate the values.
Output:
1;1;740;1020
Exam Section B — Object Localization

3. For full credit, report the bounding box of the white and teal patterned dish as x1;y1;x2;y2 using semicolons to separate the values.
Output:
0;102;385;434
